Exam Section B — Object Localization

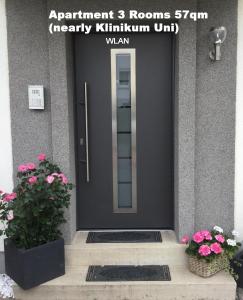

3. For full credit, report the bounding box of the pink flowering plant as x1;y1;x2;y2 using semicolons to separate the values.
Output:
181;226;241;263
0;154;73;249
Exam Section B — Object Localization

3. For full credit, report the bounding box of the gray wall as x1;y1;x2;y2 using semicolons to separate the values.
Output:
195;0;237;232
6;0;52;170
5;0;237;244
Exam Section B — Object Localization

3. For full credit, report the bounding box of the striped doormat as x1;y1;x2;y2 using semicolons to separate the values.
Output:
86;231;162;243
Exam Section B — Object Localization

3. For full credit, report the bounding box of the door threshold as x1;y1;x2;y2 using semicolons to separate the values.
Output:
76;229;174;232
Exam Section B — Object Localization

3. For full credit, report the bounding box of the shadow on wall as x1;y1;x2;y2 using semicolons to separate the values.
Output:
0;253;5;273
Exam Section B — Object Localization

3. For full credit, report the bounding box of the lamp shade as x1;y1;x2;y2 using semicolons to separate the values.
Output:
209;27;227;44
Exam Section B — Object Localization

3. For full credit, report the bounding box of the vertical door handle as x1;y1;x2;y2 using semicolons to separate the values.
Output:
84;82;90;182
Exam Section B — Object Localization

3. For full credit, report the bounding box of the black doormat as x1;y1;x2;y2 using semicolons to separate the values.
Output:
86;265;171;282
86;231;162;243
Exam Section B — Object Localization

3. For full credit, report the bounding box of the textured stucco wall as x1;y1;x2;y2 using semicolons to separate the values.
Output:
174;19;197;239
5;0;238;244
235;0;243;240
6;0;52;172
195;0;237;232
47;19;77;243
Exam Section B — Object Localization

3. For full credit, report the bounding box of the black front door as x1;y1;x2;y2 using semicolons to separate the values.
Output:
74;33;174;229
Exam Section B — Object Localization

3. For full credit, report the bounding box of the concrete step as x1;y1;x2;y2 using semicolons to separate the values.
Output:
65;230;188;267
13;265;236;300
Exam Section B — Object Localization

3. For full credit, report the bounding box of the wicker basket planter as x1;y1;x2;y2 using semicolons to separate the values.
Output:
188;254;229;278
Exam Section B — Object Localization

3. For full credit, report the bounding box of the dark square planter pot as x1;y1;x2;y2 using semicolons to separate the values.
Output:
4;238;65;290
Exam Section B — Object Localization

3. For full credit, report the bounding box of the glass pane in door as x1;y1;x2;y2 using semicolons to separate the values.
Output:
111;49;137;213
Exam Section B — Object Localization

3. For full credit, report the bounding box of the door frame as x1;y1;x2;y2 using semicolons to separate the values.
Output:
73;31;176;230
47;18;197;242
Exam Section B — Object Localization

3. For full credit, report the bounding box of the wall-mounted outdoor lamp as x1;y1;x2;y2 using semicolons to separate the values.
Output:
208;26;227;61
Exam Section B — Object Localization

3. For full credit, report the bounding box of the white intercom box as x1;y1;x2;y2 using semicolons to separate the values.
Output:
28;85;44;110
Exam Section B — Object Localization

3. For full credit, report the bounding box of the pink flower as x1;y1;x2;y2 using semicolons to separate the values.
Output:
46;175;55;184
181;235;190;244
200;230;212;240
58;173;68;184
3;195;10;202
38;153;46;161
0;190;4;194
28;176;37;184
201;230;210;237
26;162;36;170
210;242;223;254
51;173;59;177
193;232;204;243
50;173;68;184
10;193;17;200
18;164;28;172
198;245;211;256
7;210;14;221
205;234;212;241
215;234;225;243
3;192;17;202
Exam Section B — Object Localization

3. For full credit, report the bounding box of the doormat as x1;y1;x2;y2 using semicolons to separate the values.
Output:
86;265;171;282
86;231;162;243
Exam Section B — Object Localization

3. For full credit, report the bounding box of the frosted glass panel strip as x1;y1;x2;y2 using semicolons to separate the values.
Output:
111;49;137;213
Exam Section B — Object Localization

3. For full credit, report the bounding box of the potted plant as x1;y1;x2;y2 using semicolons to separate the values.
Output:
181;226;241;278
0;153;73;290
